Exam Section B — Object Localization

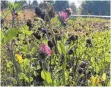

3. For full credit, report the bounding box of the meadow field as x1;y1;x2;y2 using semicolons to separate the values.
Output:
1;1;110;86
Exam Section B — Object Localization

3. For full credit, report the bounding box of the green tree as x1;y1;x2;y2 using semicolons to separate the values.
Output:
70;2;77;14
14;0;27;4
14;0;27;8
80;1;110;15
32;0;38;6
1;0;8;9
54;0;69;12
31;0;38;8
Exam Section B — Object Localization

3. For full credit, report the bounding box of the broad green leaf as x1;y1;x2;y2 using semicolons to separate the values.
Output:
29;77;33;82
3;28;19;44
41;70;52;84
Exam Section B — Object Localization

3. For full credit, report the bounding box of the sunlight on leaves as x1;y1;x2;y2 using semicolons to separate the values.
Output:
101;73;106;81
41;70;52;84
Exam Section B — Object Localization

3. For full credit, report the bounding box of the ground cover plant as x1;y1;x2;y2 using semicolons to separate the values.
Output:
1;1;110;86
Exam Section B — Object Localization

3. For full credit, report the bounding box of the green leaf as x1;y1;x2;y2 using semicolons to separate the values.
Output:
60;42;66;53
41;70;52;84
102;73;106;81
3;28;19;44
19;72;29;82
91;57;94;63
95;66;99;73
22;59;30;66
57;42;66;54
20;26;33;36
57;42;62;54
105;57;110;62
20;45;28;53
7;61;13;68
29;77;33;82
65;71;69;81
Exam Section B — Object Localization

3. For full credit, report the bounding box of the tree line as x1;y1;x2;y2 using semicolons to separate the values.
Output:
1;0;110;16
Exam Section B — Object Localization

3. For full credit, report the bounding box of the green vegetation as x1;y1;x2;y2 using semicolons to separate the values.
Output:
1;16;110;86
1;1;110;86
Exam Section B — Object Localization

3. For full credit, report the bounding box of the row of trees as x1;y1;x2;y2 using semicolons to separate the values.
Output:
1;0;39;9
1;0;110;16
53;0;110;16
80;1;110;16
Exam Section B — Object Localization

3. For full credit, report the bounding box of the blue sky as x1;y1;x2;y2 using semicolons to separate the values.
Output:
6;0;82;8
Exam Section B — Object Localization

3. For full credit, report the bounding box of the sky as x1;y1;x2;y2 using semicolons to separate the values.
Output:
5;0;83;8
